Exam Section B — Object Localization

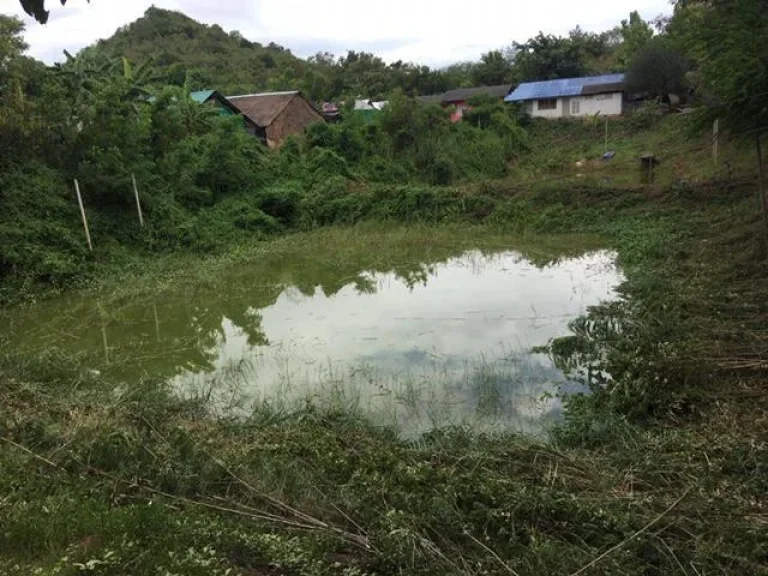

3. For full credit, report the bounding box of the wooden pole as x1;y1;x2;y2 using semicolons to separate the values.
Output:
153;302;160;342
101;324;110;364
757;133;768;231
713;119;719;165
74;179;93;251
132;173;144;227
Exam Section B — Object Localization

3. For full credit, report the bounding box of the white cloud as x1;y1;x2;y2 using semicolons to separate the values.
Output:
0;0;672;66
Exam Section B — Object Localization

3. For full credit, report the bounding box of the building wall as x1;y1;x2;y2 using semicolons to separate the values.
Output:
265;95;324;148
447;100;468;123
526;92;623;118
569;92;623;117
529;98;564;119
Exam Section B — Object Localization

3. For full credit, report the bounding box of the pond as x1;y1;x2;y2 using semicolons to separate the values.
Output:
0;229;623;437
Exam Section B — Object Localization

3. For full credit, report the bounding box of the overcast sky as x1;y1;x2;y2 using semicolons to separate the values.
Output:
1;0;672;67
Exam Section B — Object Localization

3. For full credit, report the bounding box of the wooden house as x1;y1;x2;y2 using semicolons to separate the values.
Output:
228;91;324;148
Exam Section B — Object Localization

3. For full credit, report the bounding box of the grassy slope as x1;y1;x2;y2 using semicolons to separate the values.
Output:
1;119;767;575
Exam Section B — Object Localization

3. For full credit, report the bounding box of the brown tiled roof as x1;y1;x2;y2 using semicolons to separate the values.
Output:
227;91;299;127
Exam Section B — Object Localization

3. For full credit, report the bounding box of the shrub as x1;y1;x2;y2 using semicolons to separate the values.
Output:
192;195;281;250
0;164;88;286
254;182;303;226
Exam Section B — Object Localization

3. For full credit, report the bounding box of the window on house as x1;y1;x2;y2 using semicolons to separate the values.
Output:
537;98;557;110
570;99;581;115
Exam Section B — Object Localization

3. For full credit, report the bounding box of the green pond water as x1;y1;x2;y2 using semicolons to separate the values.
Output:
1;232;623;437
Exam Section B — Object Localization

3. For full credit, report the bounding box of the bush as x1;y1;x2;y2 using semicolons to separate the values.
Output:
254;182;303;226
0;164;89;286
627;101;661;132
192;195;281;250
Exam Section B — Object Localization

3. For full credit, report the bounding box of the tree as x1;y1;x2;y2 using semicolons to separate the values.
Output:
671;0;768;226
472;50;514;86
514;33;590;81
0;15;27;77
671;0;767;132
0;15;30;166
19;0;86;24
616;11;654;67
625;38;689;101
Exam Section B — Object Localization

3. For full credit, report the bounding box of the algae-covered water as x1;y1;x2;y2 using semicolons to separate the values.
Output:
1;229;623;436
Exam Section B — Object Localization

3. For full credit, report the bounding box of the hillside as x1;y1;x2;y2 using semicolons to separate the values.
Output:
83;7;311;97
82;7;458;101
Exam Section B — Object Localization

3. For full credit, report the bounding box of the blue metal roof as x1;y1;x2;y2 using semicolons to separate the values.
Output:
505;74;625;102
190;90;216;103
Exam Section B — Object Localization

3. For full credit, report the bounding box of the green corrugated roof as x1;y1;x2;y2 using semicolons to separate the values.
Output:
190;90;216;103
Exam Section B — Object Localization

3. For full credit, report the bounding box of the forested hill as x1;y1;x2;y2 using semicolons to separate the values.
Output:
81;7;461;101
82;7;311;97
77;7;663;102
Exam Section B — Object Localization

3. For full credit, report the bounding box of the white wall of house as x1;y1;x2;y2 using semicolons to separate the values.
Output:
526;92;623;118
528;98;564;119
568;92;623;117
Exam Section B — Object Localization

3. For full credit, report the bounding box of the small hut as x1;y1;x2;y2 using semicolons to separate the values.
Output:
228;91;324;148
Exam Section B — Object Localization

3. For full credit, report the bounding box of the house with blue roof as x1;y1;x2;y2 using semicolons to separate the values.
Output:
505;74;625;119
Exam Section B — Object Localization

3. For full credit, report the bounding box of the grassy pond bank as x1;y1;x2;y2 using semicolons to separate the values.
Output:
1;180;767;575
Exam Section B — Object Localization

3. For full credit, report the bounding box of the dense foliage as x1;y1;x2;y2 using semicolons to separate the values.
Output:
79;7;663;100
0;14;532;293
667;0;768;132
2;0;766;294
625;38;690;100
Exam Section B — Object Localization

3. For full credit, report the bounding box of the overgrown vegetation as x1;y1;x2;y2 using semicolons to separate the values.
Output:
3;2;768;574
0;29;530;299
2;180;767;575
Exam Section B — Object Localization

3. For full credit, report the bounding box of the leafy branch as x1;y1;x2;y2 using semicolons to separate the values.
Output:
19;0;88;25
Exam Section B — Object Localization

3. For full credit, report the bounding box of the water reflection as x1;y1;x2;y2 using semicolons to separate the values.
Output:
1;246;622;436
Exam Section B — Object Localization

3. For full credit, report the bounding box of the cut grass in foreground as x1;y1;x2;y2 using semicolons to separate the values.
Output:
1;179;767;575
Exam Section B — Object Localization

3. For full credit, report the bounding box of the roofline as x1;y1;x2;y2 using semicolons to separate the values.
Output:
507;89;624;102
514;74;624;86
227;90;324;128
228;90;300;99
208;90;264;131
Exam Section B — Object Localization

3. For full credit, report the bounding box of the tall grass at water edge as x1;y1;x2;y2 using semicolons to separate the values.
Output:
1;173;767;574
2;114;768;574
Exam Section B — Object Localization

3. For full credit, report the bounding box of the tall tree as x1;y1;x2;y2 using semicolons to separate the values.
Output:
472;50;514;86
672;0;768;132
616;11;654;67
0;15;27;78
625;38;689;100
514;33;590;81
